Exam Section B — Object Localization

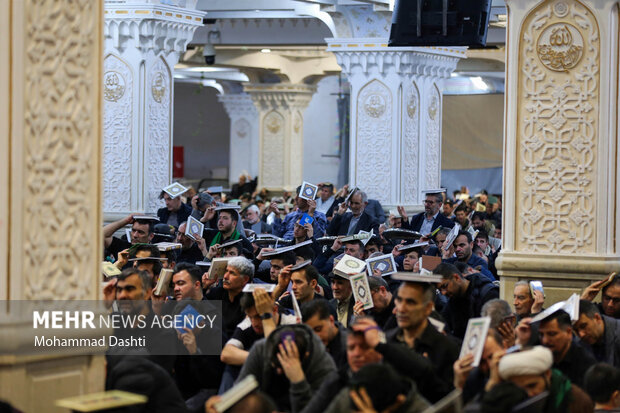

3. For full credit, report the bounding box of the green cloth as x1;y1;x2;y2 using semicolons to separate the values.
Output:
548;369;572;413
210;230;241;247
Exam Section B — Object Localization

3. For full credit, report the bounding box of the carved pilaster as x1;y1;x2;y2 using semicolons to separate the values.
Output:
327;39;462;210
103;2;205;219
497;0;620;301
5;0;104;301
1;0;106;409
218;93;260;183
244;84;316;190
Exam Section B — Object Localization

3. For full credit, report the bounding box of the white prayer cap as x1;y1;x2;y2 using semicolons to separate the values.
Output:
498;346;553;380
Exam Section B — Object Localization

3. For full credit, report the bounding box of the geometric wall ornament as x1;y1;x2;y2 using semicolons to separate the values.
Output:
364;94;387;118
406;90;418;119
428;94;438;120
515;0;599;254
290;111;304;186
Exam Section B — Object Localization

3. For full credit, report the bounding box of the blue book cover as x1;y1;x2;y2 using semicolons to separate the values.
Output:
175;304;201;334
299;213;314;226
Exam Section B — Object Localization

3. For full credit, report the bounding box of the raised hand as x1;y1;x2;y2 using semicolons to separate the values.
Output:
581;279;606;301
277;339;305;384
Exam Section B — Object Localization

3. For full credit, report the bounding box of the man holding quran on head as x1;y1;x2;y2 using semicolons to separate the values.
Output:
219;288;297;393
103;268;177;375
276;260;327;315
202;205;253;254
270;184;327;240
582;272;620;319
385;272;460;402
103;214;157;262
157;182;193;229
175;221;207;265
312;231;368;277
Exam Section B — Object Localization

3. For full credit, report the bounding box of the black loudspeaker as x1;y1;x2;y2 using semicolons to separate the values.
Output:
389;0;492;47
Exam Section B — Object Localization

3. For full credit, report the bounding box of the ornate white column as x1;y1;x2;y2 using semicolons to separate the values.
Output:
103;1;205;220
497;0;620;304
218;93;260;183
327;39;463;211
244;84;317;190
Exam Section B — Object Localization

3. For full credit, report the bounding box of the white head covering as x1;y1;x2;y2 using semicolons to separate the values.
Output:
498;346;553;380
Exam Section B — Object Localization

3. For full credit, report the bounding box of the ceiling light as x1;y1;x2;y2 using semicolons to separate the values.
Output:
471;76;489;91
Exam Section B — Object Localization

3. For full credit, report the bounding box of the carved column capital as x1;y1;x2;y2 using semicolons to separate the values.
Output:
243;83;317;191
104;2;205;56
326;38;463;78
218;93;258;119
244;83;316;112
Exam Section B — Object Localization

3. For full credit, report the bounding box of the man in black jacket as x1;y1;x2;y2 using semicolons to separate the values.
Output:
403;188;454;235
367;275;397;330
327;190;379;236
403;190;454;234
387;275;460;402
302;299;348;370
157;190;192;229
434;262;499;339
203;207;252;253
575;299;620;367
536;310;596;388
106;356;187;413
104;268;177;375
